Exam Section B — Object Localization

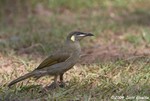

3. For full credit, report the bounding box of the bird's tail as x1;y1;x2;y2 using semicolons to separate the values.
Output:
8;71;35;87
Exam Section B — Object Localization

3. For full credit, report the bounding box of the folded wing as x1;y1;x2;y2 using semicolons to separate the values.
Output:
35;52;70;70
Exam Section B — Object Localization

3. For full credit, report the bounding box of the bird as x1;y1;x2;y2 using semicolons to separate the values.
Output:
8;31;94;88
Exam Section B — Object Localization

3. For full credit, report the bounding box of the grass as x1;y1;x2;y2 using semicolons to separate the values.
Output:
124;34;142;45
0;57;149;100
0;0;150;100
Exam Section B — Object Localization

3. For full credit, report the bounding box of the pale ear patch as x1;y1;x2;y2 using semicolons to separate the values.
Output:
71;35;75;41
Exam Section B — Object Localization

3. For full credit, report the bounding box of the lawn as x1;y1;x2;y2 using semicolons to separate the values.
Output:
0;0;150;100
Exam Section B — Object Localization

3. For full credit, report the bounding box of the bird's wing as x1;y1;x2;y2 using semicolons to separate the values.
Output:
35;53;70;70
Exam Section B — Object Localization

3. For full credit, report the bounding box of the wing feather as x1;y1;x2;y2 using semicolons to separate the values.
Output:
35;53;70;70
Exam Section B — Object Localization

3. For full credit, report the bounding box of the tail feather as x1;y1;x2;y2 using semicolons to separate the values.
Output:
8;71;35;87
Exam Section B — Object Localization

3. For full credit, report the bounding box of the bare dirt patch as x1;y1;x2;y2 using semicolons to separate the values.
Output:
81;37;150;64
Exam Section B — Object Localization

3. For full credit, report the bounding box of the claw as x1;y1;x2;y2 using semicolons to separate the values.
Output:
58;81;66;88
40;82;59;93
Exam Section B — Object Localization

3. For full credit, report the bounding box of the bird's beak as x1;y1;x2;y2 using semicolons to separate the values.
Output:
78;32;94;37
85;33;94;36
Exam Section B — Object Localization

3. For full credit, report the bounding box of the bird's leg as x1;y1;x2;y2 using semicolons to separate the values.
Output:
54;75;58;85
41;75;58;92
59;73;66;87
52;75;59;88
46;75;59;89
60;73;64;82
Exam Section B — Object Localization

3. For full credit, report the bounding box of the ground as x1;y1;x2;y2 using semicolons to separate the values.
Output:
0;1;150;100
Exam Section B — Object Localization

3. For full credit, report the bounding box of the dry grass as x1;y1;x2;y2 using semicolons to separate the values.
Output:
0;0;150;100
0;53;149;100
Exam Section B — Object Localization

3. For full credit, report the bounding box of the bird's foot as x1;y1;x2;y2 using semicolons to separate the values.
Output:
47;82;59;89
58;81;66;88
40;81;67;93
41;82;59;93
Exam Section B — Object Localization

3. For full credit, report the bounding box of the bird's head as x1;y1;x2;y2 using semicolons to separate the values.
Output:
67;31;94;42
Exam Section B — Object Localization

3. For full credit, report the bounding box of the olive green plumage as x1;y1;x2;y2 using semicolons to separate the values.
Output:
8;31;93;87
